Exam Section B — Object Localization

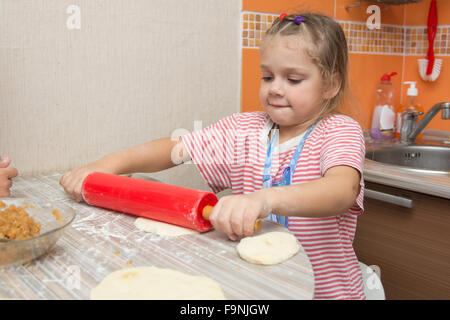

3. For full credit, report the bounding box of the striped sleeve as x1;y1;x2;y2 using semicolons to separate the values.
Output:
320;118;365;214
181;114;239;193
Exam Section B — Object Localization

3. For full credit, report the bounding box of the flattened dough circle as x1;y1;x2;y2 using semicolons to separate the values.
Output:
90;267;226;300
236;231;300;265
134;217;198;237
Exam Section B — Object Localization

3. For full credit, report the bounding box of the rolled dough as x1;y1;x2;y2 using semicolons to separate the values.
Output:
134;217;198;237
90;267;226;300
236;231;300;265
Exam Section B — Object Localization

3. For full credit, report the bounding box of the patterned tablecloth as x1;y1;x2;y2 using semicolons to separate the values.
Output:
0;173;314;300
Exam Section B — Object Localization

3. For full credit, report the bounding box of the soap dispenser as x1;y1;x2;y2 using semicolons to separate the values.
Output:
371;72;397;140
396;81;424;139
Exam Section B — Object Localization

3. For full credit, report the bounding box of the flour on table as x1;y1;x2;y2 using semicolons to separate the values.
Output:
134;217;198;237
236;231;300;265
90;266;226;300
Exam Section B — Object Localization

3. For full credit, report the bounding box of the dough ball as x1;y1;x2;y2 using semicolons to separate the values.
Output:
90;267;226;300
236;231;300;265
134;217;198;237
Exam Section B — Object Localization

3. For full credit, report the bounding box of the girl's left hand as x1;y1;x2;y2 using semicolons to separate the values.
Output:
208;192;272;241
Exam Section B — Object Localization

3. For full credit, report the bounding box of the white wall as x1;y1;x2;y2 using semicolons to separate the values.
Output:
0;0;241;190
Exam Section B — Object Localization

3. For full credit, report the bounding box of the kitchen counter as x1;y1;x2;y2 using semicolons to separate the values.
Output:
364;160;450;199
0;173;314;300
364;131;450;199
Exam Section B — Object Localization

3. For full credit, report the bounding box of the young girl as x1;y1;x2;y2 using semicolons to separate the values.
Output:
60;13;366;299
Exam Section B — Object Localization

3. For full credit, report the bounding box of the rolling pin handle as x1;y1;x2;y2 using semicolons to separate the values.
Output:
202;205;214;220
254;219;262;231
201;205;262;232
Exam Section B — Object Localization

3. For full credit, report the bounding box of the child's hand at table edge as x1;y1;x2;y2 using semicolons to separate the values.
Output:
0;156;18;198
208;191;272;241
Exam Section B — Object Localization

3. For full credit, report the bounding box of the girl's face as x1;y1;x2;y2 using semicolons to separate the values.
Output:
259;35;325;133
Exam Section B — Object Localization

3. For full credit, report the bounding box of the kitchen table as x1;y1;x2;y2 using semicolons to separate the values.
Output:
0;173;315;300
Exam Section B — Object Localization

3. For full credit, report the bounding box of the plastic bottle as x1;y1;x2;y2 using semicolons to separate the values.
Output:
396;81;424;139
371;72;397;140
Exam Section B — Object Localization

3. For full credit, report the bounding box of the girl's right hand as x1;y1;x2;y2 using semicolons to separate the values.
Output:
59;164;112;202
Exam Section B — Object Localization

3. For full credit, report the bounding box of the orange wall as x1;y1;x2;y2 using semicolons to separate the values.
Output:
405;0;450;25
242;0;334;16
241;0;449;131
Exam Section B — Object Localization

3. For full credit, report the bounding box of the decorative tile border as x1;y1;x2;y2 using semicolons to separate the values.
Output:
404;26;450;55
341;20;405;55
242;11;450;56
241;12;274;48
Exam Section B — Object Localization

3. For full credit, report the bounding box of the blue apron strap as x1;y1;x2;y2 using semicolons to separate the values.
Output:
264;122;318;228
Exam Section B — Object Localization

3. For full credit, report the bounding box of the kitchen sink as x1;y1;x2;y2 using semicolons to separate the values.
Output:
365;144;450;173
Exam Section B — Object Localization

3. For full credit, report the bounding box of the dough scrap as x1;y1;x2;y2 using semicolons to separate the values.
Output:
236;231;300;265
134;217;198;237
90;267;226;300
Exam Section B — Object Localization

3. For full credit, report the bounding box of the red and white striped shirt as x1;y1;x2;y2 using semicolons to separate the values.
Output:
182;111;366;300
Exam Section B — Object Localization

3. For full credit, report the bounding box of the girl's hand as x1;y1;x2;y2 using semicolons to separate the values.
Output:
59;164;113;202
208;192;272;241
0;156;18;198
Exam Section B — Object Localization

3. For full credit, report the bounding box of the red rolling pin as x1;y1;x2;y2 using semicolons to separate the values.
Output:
81;172;262;232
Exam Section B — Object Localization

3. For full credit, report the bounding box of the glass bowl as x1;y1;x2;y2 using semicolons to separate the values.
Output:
0;198;76;267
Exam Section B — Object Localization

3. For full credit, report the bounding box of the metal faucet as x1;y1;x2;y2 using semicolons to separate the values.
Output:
401;102;450;144
400;110;423;143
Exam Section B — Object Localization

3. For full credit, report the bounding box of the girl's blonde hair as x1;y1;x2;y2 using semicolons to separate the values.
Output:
262;13;361;124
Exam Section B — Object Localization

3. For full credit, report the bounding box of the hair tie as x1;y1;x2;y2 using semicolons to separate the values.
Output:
279;13;287;21
294;15;305;25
